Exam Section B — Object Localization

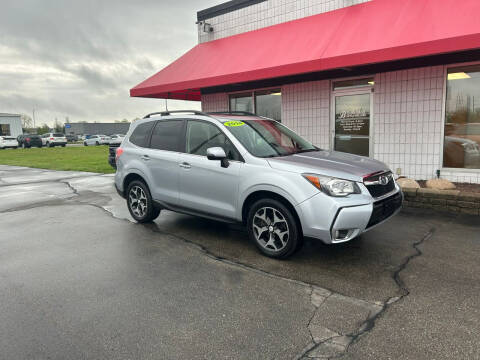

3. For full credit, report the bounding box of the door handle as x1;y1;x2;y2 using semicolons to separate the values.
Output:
141;155;150;161
179;162;191;169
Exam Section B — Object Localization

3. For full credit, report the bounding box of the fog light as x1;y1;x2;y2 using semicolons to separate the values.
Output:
335;230;350;240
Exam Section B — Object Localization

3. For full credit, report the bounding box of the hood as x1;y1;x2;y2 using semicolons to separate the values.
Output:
267;150;389;182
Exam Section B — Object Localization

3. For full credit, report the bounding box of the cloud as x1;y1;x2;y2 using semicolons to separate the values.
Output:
0;0;217;125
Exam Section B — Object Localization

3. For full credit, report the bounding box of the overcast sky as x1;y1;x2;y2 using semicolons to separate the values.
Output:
0;0;218;126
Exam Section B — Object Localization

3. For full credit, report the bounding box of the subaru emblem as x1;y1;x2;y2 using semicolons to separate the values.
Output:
379;175;389;186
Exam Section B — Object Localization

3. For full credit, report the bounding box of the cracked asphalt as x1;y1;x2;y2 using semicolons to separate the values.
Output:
0;165;479;359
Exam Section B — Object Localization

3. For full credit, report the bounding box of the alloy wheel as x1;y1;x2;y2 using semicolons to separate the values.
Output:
128;185;148;218
252;207;290;252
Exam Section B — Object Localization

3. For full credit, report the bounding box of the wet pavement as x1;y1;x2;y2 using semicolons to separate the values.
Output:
0;165;479;359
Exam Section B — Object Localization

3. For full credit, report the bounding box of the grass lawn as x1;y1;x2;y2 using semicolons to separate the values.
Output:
0;146;115;174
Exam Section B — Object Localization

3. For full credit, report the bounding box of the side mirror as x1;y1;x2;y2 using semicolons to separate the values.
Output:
206;147;229;168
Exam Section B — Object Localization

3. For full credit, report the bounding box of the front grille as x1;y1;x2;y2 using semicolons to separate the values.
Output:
364;171;395;198
367;192;402;228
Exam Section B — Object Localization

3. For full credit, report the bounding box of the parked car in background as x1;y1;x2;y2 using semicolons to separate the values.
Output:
115;111;402;259
0;136;18;149
80;134;91;141
108;134;125;145
84;134;111;146
41;133;67;147
17;134;43;148
66;134;78;142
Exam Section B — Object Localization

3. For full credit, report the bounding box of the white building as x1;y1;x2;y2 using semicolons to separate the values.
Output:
0;113;23;138
131;0;480;183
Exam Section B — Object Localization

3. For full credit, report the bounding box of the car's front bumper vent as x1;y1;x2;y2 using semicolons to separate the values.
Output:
367;192;403;228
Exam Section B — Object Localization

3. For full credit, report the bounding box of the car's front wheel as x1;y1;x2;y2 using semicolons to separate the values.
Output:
247;198;301;259
126;180;160;223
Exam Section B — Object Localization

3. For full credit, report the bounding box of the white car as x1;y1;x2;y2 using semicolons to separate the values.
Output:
0;136;18;149
84;134;111;146
108;134;125;145
41;133;67;147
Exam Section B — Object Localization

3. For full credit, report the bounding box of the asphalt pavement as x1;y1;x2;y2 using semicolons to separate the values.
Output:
0;165;478;359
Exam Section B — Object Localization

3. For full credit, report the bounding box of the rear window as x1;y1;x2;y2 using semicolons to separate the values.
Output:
53;133;64;137
129;121;155;148
4;137;15;140
150;120;183;151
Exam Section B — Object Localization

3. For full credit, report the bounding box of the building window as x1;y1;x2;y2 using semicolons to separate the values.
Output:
444;65;480;169
0;124;11;136
229;89;282;121
255;89;281;121
230;93;253;113
333;78;374;90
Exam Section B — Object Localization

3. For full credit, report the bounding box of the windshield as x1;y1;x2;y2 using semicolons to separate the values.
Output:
223;119;318;158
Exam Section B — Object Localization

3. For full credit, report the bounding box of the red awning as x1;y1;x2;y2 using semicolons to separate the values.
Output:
131;0;480;101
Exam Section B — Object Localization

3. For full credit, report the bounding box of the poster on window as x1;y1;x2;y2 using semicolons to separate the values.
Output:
335;94;370;136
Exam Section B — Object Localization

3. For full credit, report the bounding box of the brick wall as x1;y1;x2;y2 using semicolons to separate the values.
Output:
198;0;370;43
282;81;330;149
373;66;445;181
201;93;229;112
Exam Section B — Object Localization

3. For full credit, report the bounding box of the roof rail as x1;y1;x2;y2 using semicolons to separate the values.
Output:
143;110;208;119
207;111;257;116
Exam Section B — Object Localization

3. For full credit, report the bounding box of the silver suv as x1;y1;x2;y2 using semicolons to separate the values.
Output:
115;111;402;258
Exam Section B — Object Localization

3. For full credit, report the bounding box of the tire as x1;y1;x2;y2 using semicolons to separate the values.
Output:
247;198;301;259
38;144;42;148
126;180;160;223
95;141;99;146
61;144;66;147
84;141;88;146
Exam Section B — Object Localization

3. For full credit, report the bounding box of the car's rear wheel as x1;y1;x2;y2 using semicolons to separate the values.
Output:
84;141;88;146
126;180;160;223
61;144;66;147
247;198;301;259
95;141;99;146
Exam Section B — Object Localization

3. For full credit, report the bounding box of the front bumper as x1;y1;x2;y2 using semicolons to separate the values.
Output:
296;187;403;244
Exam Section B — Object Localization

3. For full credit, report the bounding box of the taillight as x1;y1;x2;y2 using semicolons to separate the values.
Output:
115;147;124;160
26;138;30;141
50;137;54;140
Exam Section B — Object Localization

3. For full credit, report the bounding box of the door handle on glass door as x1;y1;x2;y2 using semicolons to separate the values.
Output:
179;162;191;169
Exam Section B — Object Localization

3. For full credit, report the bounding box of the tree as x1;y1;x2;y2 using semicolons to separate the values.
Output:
37;124;50;135
21;114;33;128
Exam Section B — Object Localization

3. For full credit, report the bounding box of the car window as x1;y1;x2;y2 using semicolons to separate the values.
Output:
53;133;64;137
225;119;317;158
150;120;183;151
186;120;240;161
129;121;155;148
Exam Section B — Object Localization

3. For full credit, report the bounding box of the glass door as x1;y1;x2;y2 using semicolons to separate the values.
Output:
333;92;371;157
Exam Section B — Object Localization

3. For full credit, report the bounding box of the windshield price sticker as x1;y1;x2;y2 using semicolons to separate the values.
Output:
224;121;245;127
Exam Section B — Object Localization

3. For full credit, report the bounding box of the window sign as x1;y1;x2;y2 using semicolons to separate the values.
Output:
334;93;370;156
444;65;480;169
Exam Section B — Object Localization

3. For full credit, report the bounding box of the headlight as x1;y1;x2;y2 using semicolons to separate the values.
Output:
302;174;361;197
